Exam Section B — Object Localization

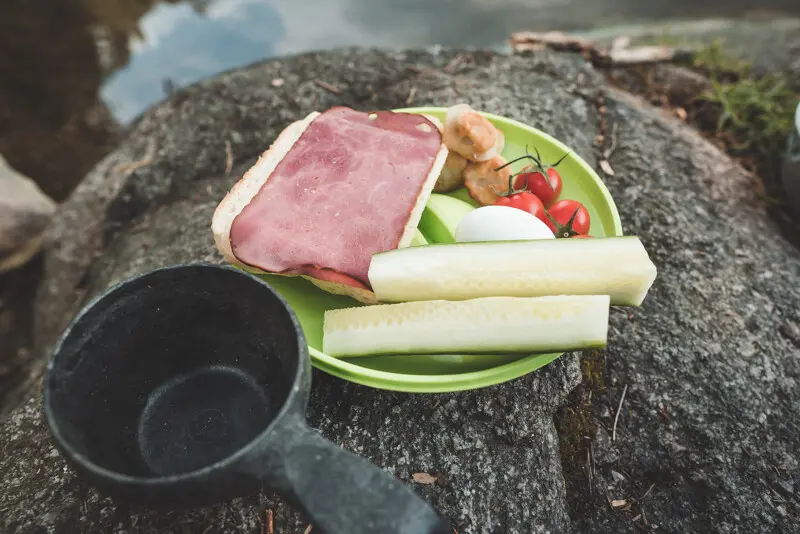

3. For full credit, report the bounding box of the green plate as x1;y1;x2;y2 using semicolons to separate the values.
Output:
255;107;623;393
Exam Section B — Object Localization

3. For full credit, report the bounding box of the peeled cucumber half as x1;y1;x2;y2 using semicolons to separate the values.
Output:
323;295;610;357
369;236;657;306
417;194;476;243
410;229;428;246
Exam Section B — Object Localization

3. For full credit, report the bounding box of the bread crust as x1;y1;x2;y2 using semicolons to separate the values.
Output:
211;111;320;266
211;109;447;304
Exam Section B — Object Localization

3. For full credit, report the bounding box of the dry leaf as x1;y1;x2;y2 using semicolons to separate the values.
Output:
412;472;438;485
675;107;688;121
608;45;679;65
611;499;628;508
314;79;341;94
271;78;285;87
599;160;615;176
611;36;631;52
406;86;417;105
512;42;546;53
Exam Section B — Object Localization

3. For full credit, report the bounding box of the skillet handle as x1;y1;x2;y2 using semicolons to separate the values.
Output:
266;419;451;534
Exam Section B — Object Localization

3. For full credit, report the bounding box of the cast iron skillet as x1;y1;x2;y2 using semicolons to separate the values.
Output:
43;263;450;534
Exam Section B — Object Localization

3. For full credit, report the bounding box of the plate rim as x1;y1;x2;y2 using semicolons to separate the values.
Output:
308;106;623;392
311;348;565;393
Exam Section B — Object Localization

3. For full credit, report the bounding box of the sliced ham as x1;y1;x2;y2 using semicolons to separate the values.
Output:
212;106;448;303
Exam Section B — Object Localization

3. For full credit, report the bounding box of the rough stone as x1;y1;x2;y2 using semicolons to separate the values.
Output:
1;47;598;533
0;46;798;534
0;153;56;274
569;87;800;533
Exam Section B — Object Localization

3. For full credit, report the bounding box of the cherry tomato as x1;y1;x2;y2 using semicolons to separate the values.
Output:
495;191;546;222
513;165;563;208
545;200;591;237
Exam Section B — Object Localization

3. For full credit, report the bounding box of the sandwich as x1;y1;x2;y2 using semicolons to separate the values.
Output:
211;106;449;304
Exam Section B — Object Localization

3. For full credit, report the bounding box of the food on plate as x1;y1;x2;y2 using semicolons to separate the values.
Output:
410;230;428;246
494;145;570;208
368;236;657;306
455;205;554;243
512;163;563;208
463;155;513;206
434;151;468;193
495;189;547;222
322;295;610;357
545;199;591;237
417;194;476;243
443;104;505;162
211;106;448;304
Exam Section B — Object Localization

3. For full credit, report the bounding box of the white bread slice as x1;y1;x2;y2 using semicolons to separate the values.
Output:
211;109;449;304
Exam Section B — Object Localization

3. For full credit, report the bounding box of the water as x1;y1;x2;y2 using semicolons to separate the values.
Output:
100;0;800;124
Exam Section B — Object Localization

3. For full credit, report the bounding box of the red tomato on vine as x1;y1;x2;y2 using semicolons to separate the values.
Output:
545;200;591;238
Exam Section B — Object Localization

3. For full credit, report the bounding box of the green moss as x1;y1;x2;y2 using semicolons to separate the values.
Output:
557;350;607;495
690;38;749;76
626;36;799;244
691;40;797;181
580;349;606;392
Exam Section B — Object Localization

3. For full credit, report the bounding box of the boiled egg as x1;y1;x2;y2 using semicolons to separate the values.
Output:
455;205;555;243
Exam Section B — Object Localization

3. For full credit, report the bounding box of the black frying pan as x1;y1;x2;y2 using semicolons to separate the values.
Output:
43;263;450;534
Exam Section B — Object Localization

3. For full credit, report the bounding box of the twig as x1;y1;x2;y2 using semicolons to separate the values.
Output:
638;483;655;502
599;160;615;176
586;447;593;490
224;140;233;176
314;79;341;94
406;86;417;105
303;525;313;534
612;384;628;441
603;122;619;159
443;54;466;72
266;509;274;534
115;138;156;175
608;45;693;65
510;31;593;53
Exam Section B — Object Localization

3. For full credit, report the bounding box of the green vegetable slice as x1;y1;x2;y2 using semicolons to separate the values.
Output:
417;194;476;243
368;236;657;306
323;295;610;357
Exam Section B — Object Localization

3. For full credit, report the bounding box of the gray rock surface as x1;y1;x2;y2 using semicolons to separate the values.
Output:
1;47;596;533
1;46;799;534
0;154;56;273
569;86;800;533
